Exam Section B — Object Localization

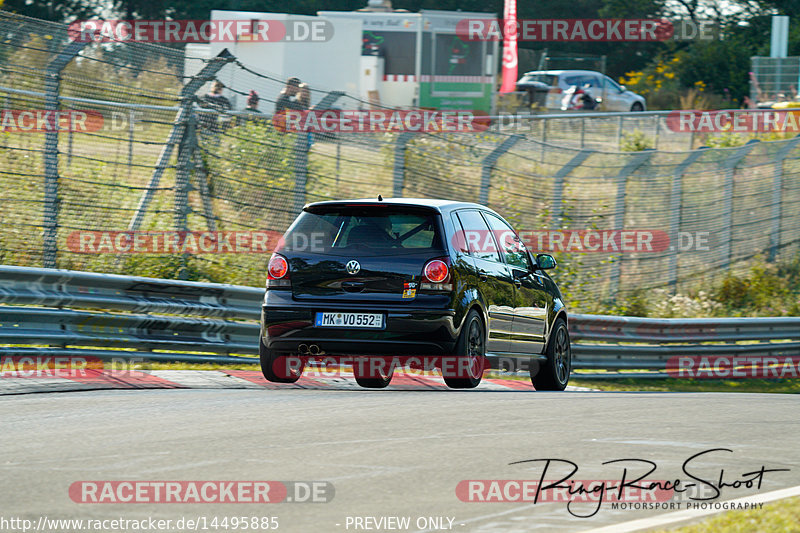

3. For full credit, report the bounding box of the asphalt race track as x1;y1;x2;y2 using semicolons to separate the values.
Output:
2;382;799;533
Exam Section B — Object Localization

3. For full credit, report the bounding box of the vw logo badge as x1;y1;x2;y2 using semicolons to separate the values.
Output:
346;260;361;275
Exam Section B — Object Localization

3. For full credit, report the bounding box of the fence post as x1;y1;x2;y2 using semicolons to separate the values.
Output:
173;113;197;233
720;140;759;272
608;149;654;301
768;135;800;261
293;132;310;215
653;114;660;150
42;38;95;269
192;151;218;232
287;90;343;212
541;119;548;162
668;148;707;292
393;131;416;197
479;135;521;205
128;109;135;178
315;90;345;110
551;149;593;228
128;49;235;231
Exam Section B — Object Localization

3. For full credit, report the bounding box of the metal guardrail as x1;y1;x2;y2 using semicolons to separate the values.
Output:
1;266;798;370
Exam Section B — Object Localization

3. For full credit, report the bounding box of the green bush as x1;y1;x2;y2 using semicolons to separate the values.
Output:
620;130;653;152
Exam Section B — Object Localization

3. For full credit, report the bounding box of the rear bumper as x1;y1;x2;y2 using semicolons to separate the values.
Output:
261;303;458;356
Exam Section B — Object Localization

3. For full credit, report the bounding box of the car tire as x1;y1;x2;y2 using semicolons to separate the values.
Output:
631;102;644;112
259;337;304;383
354;359;394;389
531;318;571;391
443;309;485;389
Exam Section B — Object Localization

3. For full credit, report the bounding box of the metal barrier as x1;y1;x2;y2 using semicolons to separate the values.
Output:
1;266;798;370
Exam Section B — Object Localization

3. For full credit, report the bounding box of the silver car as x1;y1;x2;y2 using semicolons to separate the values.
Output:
517;69;646;112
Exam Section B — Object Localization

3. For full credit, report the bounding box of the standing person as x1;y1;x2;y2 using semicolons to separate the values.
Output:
297;83;312;110
295;83;315;147
275;77;302;114
199;80;232;134
245;90;261;112
202;81;232;112
237;90;263;127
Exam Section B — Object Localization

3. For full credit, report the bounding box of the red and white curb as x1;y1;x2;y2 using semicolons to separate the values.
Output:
0;369;591;395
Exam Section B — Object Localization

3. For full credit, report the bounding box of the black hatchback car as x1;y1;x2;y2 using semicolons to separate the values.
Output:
260;198;571;390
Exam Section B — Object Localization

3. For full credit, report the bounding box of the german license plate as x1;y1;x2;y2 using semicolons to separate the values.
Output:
315;312;384;329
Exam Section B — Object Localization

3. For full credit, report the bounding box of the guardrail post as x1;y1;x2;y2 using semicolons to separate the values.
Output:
128;49;235;231
42;37;95;269
769;135;800;261
720;140;759;272
551;149;593;227
479;135;521;205
393;131;417;197
608;150;654;301
668;148;707;292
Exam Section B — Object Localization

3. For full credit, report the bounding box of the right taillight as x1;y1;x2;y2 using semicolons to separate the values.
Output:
421;258;452;291
267;254;290;289
424;259;449;283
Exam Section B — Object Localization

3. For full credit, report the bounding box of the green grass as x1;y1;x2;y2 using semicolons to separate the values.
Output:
655;496;800;532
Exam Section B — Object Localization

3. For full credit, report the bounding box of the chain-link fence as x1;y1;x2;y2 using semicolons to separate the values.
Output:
2;10;800;308
751;56;800;104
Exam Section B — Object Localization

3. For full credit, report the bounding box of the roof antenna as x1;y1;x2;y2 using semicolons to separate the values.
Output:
378;194;383;201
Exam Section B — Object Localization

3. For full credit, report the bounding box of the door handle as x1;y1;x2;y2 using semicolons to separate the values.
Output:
513;278;522;287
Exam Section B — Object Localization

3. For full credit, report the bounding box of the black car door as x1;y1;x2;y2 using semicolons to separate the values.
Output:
454;209;515;354
482;212;548;353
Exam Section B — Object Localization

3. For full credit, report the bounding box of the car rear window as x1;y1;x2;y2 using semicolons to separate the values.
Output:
278;206;444;256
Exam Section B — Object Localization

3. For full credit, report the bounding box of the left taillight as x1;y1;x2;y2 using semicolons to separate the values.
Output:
267;254;290;289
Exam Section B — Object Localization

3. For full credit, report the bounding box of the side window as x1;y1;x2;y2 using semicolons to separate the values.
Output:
450;212;469;254
482;212;531;271
585;75;600;88
605;76;623;93
455;210;502;262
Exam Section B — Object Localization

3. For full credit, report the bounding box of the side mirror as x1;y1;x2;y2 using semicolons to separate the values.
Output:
536;253;557;270
619;85;627;93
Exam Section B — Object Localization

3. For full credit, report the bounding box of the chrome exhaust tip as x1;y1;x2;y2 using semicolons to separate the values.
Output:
298;344;309;355
308;345;321;355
